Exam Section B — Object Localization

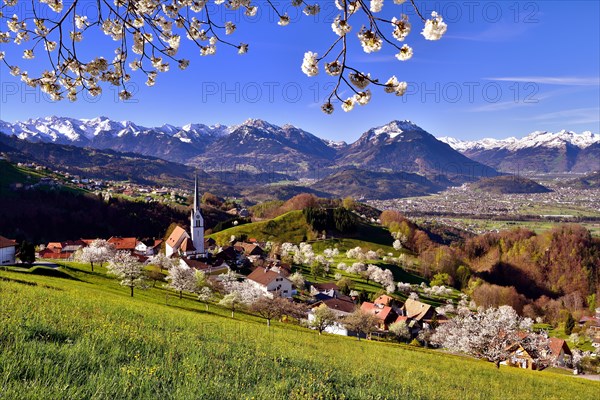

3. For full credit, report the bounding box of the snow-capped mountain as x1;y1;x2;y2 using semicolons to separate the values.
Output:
3;116;595;175
338;120;498;180
440;130;598;152
0;116;233;163
439;130;600;173
189;118;338;172
0;116;342;171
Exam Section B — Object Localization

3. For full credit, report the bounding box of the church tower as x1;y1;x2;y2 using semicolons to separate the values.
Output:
191;174;204;255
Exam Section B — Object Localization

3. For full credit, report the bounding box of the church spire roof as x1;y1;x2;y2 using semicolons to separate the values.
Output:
194;173;201;212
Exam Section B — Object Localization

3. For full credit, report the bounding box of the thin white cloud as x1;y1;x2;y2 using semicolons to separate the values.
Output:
470;100;537;112
447;21;533;42
526;108;600;125
487;76;600;86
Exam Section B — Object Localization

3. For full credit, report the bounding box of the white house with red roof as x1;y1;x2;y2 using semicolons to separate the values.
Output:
308;295;356;336
246;267;293;298
0;236;17;265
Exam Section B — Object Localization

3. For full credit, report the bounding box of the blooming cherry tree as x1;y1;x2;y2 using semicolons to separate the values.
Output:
146;252;174;271
431;305;548;368
166;263;197;298
106;250;147;297
77;239;115;272
0;0;446;108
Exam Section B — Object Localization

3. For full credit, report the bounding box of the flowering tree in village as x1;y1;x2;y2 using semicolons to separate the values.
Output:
218;272;263;317
166;262;197;298
0;0;446;110
431;304;550;368
146;252;174;271
76;239;115;272
106;250;147;297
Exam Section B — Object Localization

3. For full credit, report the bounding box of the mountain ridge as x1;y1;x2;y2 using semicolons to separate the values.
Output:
439;130;599;173
4;116;596;176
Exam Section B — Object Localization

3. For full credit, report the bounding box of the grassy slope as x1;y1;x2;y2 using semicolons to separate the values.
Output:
1;264;598;399
209;210;395;248
210;212;433;300
209;210;316;245
0;160;45;191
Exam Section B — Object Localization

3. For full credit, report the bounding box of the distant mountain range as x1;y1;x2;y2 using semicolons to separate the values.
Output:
439;130;600;173
1;116;597;200
0;117;497;178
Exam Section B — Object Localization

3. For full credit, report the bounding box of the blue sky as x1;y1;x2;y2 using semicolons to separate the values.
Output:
0;0;598;143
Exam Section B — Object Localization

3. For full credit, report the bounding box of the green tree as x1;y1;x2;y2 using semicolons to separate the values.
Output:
456;265;471;290
309;304;338;335
565;313;575;335
430;272;452;287
336;277;353;295
343;309;379;341
17;241;35;265
310;262;325;278
342;196;356;210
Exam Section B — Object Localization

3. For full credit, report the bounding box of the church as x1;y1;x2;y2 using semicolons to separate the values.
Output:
165;175;205;258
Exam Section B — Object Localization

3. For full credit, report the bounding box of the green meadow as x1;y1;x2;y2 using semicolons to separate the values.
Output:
0;263;598;399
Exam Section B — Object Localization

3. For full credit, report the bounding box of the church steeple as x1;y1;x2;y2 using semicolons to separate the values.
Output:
190;173;204;255
193;174;201;212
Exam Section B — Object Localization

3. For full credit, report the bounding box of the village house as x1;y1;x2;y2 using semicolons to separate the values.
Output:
108;237;138;253
234;241;265;258
39;240;86;260
246;267;293;298
505;344;539;370
213;246;240;265
547;338;572;368
135;239;163;256
0;236;17;265
505;336;572;370
310;282;341;299
395;298;437;337
307;296;357;336
579;308;600;341
179;257;230;275
360;301;398;331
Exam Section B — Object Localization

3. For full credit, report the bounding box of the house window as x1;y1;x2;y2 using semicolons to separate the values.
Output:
283;290;288;294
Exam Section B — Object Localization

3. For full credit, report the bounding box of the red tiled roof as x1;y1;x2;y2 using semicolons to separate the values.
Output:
47;242;63;251
39;249;71;259
313;297;356;314
108;237;138;250
247;268;287;286
374;294;394;306
548;338;572;357
0;236;17;249
182;258;212;270
360;302;394;322
180;238;196;252
166;226;188;248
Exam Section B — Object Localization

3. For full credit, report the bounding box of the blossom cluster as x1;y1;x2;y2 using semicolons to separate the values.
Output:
1;0;446;108
0;0;252;100
299;0;448;113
